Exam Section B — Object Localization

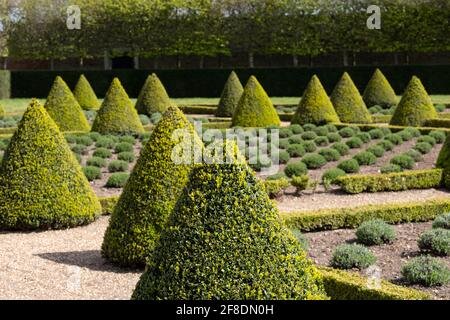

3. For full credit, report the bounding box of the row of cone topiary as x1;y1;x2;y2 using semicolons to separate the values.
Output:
0;99;328;299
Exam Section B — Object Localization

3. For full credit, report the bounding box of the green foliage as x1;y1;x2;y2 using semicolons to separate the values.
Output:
429;131;446;144
346;137;363;149
356;220;396;245
0;100;101;230
232;76;280;127
289;124;304;134
368;128;384;139
117;151;136;162
377;139;394;151
284;161;308;177
288;135;303;144
279;128;293;138
380;164;402;174
96;136;116;149
314;136;329;146
337;159;360;173
136;73;173;115
336;169;442;194
418;229;450;256
287;144;306;157
99;196;119;215
330;244;376;270
331;72;372;124
278;150;290;164
115;142;134;153
216;71;244;117
301;131;317;140
319;148;341;162
367;145;384;158
44;76;90;132
384;134;402;145
132;143;327;300
291;175;310;193
322;168;346;185
302;154;327;169
263;177;290;199
313;126;329;136
92;78;145;135
291;230;309;251
362;69;398;108
86;156;107;168
102;106;203;267
338;127;355;138
106;172;130;188
331;142;350;156
417;135;436;147
356;132;371;143
353;152;377;166
390;76;437;127
390;155;415;170
327;132;341;143
414;142;433;154
405;149;423;162
302;141;317;153
73;74;100;110
401;256;450;287
71;144;87;155
93;147;112;158
292;75;340;125
0;104;4;119
108;160;129;173
83;166;102;181
433;213;450;230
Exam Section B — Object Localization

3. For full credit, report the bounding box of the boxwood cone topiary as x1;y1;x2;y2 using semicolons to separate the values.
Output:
363;69;398;108
44;76;90;131
92;78;145;134
291;75;340;125
135;73;173;115
390;76;437;127
0;99;101;230
101;106;203;267
216;71;244;117
73;74;100;110
330;72;372;124
232;76;280;127
0;104;4;119
132;142;327;300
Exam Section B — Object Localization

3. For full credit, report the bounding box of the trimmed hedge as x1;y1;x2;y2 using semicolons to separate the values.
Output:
424;119;450;128
73;74;100;110
336;169;443;194
281;198;450;232
363;69;398;108
98;196;119;215
179;105;217;114
135;73;173;115
215;71;244;117
318;267;430;300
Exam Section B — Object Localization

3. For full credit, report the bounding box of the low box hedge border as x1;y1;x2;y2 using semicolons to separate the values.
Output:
318;267;430;300
281;198;450;232
179;105;217;114
98;196;119;215
336;169;443;194
334;123;450;134
424;118;450;128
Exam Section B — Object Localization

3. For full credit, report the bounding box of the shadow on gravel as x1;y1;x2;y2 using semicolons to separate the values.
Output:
36;250;142;273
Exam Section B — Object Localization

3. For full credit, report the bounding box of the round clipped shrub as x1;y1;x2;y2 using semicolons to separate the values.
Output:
303;123;316;131
390;154;415;169
325;124;338;132
114;142;134;153
429;131;446;144
108;160;129;173
83;166;102;181
404;127;421;137
327;132;341;143
291;229;309;251
279;139;290;149
139;114;150;125
346;137;364;149
331;142;350;156
356;220;396;245
433;213;450;230
330;244;376;270
338;127;355;138
71;144;87;155
44;76;90;132
380;164;402;174
301;141;317;153
288;124;304;134
368;128;384;139
119;135;136;144
279;128;293;138
301;131;317;141
287;144;306;157
302;154;327;169
136;73;173;115
102;106;203;267
266;172;287;180
284;161;308;177
292;75;340;125
0;100;101;230
105;172;130;188
150;112;162;124
95;137;116;149
367;145;385;158
418;229;450;256
322;168;346;184
401;256;450;287
338;159;360;173
0;104;4;119
314;136;329;147
215;71;244;117
86;156;107;168
414;142;433;154
384;134;403;145
132;142;327;300
331;72;372;123
397;130;413;142
93;147;112;159
356;132;371;143
435;104;446;112
417;135;436;147
117;151;136;163
405;149;423;162
232;76;280;127
92;78;145;135
378;139;394;151
319;148;341;162
363;69;398;108
73;74;100;110
390;76;437;127
75;135;94;146
288;135;303;144
353;151;377;166
313;126;328;136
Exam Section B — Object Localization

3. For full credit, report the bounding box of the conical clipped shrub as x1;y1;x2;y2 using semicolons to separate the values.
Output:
390;76;437;127
437;134;450;187
135;73;173;115
102;106;203;267
73;74;100;110
292;75;340;125
232;76;280;127
44;76;90;131
363;69;398;108
216;71;244;117
91;78;145;135
132;142;327;300
0;99;101;230
331;72;372;124
0;104;4;119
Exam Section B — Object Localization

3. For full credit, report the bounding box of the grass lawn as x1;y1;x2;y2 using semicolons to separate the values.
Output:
2;95;450;114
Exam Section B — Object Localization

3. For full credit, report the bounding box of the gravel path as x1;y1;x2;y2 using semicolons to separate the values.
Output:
0;216;141;300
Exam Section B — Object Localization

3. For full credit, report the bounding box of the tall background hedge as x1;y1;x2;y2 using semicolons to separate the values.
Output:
8;66;450;99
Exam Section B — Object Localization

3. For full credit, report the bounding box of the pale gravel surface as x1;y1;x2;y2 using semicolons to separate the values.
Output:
0;216;141;300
